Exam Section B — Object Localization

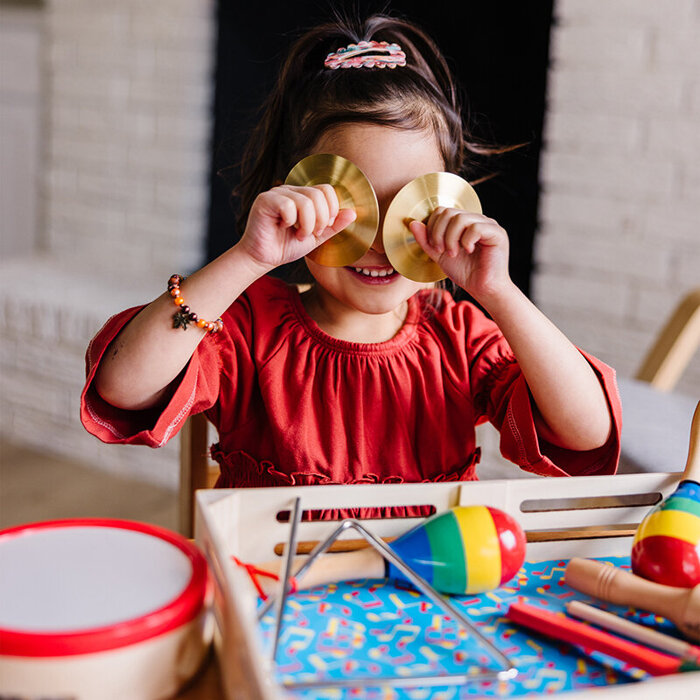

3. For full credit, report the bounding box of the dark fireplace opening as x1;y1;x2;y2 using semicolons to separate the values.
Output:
206;1;554;298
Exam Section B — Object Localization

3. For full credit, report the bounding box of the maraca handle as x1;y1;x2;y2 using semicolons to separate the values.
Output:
564;558;687;624
682;401;700;482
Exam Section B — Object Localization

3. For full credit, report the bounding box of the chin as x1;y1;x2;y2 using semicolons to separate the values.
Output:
349;297;405;315
345;285;418;315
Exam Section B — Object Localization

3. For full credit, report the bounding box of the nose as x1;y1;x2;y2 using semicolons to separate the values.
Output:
370;228;386;255
370;202;390;255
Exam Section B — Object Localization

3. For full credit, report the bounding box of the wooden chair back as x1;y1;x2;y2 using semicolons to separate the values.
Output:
635;287;700;391
179;412;218;537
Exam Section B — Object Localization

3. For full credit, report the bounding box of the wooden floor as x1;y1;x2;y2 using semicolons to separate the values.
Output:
0;440;178;531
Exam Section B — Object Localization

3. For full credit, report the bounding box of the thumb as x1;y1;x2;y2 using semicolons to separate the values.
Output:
331;208;357;232
408;220;440;261
312;208;357;246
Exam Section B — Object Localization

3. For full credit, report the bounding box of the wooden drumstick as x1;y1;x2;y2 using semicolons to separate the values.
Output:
564;558;700;642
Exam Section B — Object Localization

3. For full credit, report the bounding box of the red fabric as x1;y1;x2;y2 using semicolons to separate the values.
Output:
81;276;622;491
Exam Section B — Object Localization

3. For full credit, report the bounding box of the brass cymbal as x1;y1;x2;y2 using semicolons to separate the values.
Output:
383;172;482;283
285;153;379;267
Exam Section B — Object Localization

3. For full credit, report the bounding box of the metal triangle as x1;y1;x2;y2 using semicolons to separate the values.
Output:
259;497;518;691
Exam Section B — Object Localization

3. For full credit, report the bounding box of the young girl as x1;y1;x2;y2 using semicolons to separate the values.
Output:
81;14;621;511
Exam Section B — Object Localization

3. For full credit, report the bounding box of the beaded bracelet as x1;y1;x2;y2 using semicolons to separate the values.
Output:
167;274;223;334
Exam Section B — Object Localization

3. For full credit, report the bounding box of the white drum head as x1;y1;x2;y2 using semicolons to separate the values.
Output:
0;519;208;657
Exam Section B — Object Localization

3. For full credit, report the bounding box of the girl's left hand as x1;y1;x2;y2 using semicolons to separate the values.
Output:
409;208;511;302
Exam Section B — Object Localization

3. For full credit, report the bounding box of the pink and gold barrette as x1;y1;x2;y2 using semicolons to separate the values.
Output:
324;40;407;70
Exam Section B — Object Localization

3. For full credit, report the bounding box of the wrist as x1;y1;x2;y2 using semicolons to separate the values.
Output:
227;243;274;281
470;278;522;315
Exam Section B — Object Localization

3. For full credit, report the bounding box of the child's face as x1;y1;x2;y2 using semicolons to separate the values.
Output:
306;122;445;316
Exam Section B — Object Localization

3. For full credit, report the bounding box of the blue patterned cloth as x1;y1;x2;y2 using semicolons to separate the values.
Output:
258;557;690;699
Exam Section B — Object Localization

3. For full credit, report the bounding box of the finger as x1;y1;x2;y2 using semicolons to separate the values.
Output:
303;186;331;235
256;190;297;229
278;189;318;239
275;196;298;230
330;208;356;233
444;213;471;257
459;227;481;254
316;184;340;227
286;186;331;237
310;209;357;248
425;207;452;253
459;223;503;253
408;220;439;261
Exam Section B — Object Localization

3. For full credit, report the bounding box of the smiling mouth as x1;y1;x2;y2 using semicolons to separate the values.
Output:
345;265;399;283
352;266;395;277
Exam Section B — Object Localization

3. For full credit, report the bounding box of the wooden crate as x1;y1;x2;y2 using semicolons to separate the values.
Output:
195;473;698;699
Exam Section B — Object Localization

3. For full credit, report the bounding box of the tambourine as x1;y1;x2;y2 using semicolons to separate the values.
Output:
0;518;211;699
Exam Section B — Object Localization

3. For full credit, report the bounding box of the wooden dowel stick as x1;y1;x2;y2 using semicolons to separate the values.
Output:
274;525;640;555
566;600;700;662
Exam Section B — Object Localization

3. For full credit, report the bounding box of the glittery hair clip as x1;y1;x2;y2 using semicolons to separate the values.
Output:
324;40;407;70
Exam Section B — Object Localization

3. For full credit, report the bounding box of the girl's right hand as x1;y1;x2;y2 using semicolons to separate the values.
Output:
237;184;357;272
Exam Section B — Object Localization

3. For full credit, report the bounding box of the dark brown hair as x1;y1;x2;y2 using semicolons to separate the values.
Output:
232;11;502;238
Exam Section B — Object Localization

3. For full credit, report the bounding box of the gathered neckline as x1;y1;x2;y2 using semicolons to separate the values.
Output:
287;283;421;356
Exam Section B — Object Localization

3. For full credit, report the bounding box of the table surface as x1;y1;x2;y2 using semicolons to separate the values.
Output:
177;650;224;699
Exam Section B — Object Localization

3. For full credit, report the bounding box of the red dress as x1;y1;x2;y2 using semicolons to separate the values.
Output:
81;276;621;493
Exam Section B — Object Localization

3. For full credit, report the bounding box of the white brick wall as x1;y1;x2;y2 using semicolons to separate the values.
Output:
44;0;214;276
0;1;215;487
534;0;700;396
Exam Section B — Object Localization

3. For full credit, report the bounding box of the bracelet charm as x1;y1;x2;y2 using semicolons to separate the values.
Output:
167;274;223;334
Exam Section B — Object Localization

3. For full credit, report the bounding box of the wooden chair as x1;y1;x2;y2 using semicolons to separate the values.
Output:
634;287;700;391
618;287;700;474
179;412;218;536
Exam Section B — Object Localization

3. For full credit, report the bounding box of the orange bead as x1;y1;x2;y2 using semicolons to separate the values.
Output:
170;288;180;297
174;296;184;305
196;319;207;329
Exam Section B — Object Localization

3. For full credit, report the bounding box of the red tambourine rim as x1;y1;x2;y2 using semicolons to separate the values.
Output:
0;518;208;657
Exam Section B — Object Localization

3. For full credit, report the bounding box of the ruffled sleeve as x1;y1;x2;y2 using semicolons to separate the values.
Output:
465;306;621;477
80;293;255;447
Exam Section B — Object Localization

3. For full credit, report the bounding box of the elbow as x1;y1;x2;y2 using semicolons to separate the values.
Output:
93;369;163;412
563;411;613;452
535;408;613;452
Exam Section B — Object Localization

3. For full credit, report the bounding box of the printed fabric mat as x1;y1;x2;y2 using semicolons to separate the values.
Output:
257;556;693;699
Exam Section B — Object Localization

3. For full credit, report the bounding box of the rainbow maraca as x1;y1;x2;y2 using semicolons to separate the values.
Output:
386;505;527;594
632;401;700;588
254;505;527;598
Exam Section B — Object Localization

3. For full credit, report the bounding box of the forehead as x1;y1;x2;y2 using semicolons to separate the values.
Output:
311;123;444;202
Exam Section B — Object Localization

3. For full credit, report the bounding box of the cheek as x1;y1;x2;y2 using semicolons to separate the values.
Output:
305;260;344;292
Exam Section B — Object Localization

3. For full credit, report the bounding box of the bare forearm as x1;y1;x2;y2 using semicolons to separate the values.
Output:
94;245;268;411
478;282;612;451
